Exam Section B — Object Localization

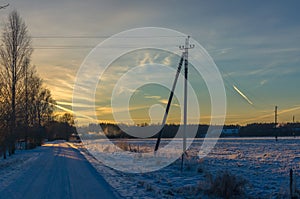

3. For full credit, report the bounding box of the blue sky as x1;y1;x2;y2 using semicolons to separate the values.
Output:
1;0;299;124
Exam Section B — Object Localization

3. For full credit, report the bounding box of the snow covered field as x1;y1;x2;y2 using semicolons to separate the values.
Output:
1;138;299;198
76;137;300;198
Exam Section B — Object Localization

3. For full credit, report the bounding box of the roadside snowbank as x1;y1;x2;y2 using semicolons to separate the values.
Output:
0;147;40;192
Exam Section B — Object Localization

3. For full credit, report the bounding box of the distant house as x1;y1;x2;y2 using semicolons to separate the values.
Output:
222;128;239;135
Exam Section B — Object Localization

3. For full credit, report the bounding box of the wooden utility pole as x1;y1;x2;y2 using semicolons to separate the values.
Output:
275;106;278;126
274;106;278;141
293;115;295;123
154;54;184;151
154;36;194;172
179;36;194;171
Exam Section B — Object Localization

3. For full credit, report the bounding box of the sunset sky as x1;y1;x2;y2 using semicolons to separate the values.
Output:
1;0;299;125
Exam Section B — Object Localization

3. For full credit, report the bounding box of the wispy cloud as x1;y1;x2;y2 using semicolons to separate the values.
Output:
56;101;95;108
159;99;180;107
138;52;153;66
159;99;168;105
162;56;171;66
208;48;233;56
144;95;161;100
260;79;268;86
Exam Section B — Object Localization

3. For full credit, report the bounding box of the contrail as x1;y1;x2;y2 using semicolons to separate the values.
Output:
47;101;97;122
233;85;253;105
51;102;75;114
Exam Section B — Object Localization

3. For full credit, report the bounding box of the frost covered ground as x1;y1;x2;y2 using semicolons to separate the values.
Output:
74;137;300;198
0;147;40;192
1;138;299;198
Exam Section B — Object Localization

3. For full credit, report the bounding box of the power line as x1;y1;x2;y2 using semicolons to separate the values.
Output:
32;45;183;50
31;35;186;39
28;35;187;49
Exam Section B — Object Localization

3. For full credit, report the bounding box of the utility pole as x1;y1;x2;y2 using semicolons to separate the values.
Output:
179;36;194;171
293;115;295;123
154;36;194;171
275;106;278;127
154;54;184;152
274;106;278;141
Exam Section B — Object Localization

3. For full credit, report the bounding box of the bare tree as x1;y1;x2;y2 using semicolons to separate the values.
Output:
17;66;55;144
59;113;75;140
0;10;57;156
36;88;55;127
0;78;9;158
0;10;32;155
59;113;75;126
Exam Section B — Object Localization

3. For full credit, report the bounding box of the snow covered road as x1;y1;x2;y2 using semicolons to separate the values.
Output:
0;141;118;199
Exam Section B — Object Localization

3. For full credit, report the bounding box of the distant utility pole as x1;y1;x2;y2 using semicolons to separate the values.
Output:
274;106;278;127
293;115;295;123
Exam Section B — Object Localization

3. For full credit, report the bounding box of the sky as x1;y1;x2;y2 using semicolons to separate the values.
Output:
0;0;299;125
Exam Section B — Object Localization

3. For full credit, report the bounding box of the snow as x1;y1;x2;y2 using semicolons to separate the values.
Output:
0;146;41;192
74;137;300;198
1;138;299;198
0;140;118;199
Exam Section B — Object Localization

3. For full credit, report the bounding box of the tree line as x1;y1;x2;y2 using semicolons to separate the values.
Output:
81;122;300;139
0;11;76;159
81;123;240;139
239;122;300;137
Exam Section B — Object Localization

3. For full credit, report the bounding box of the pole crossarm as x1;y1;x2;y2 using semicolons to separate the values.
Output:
179;36;195;58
